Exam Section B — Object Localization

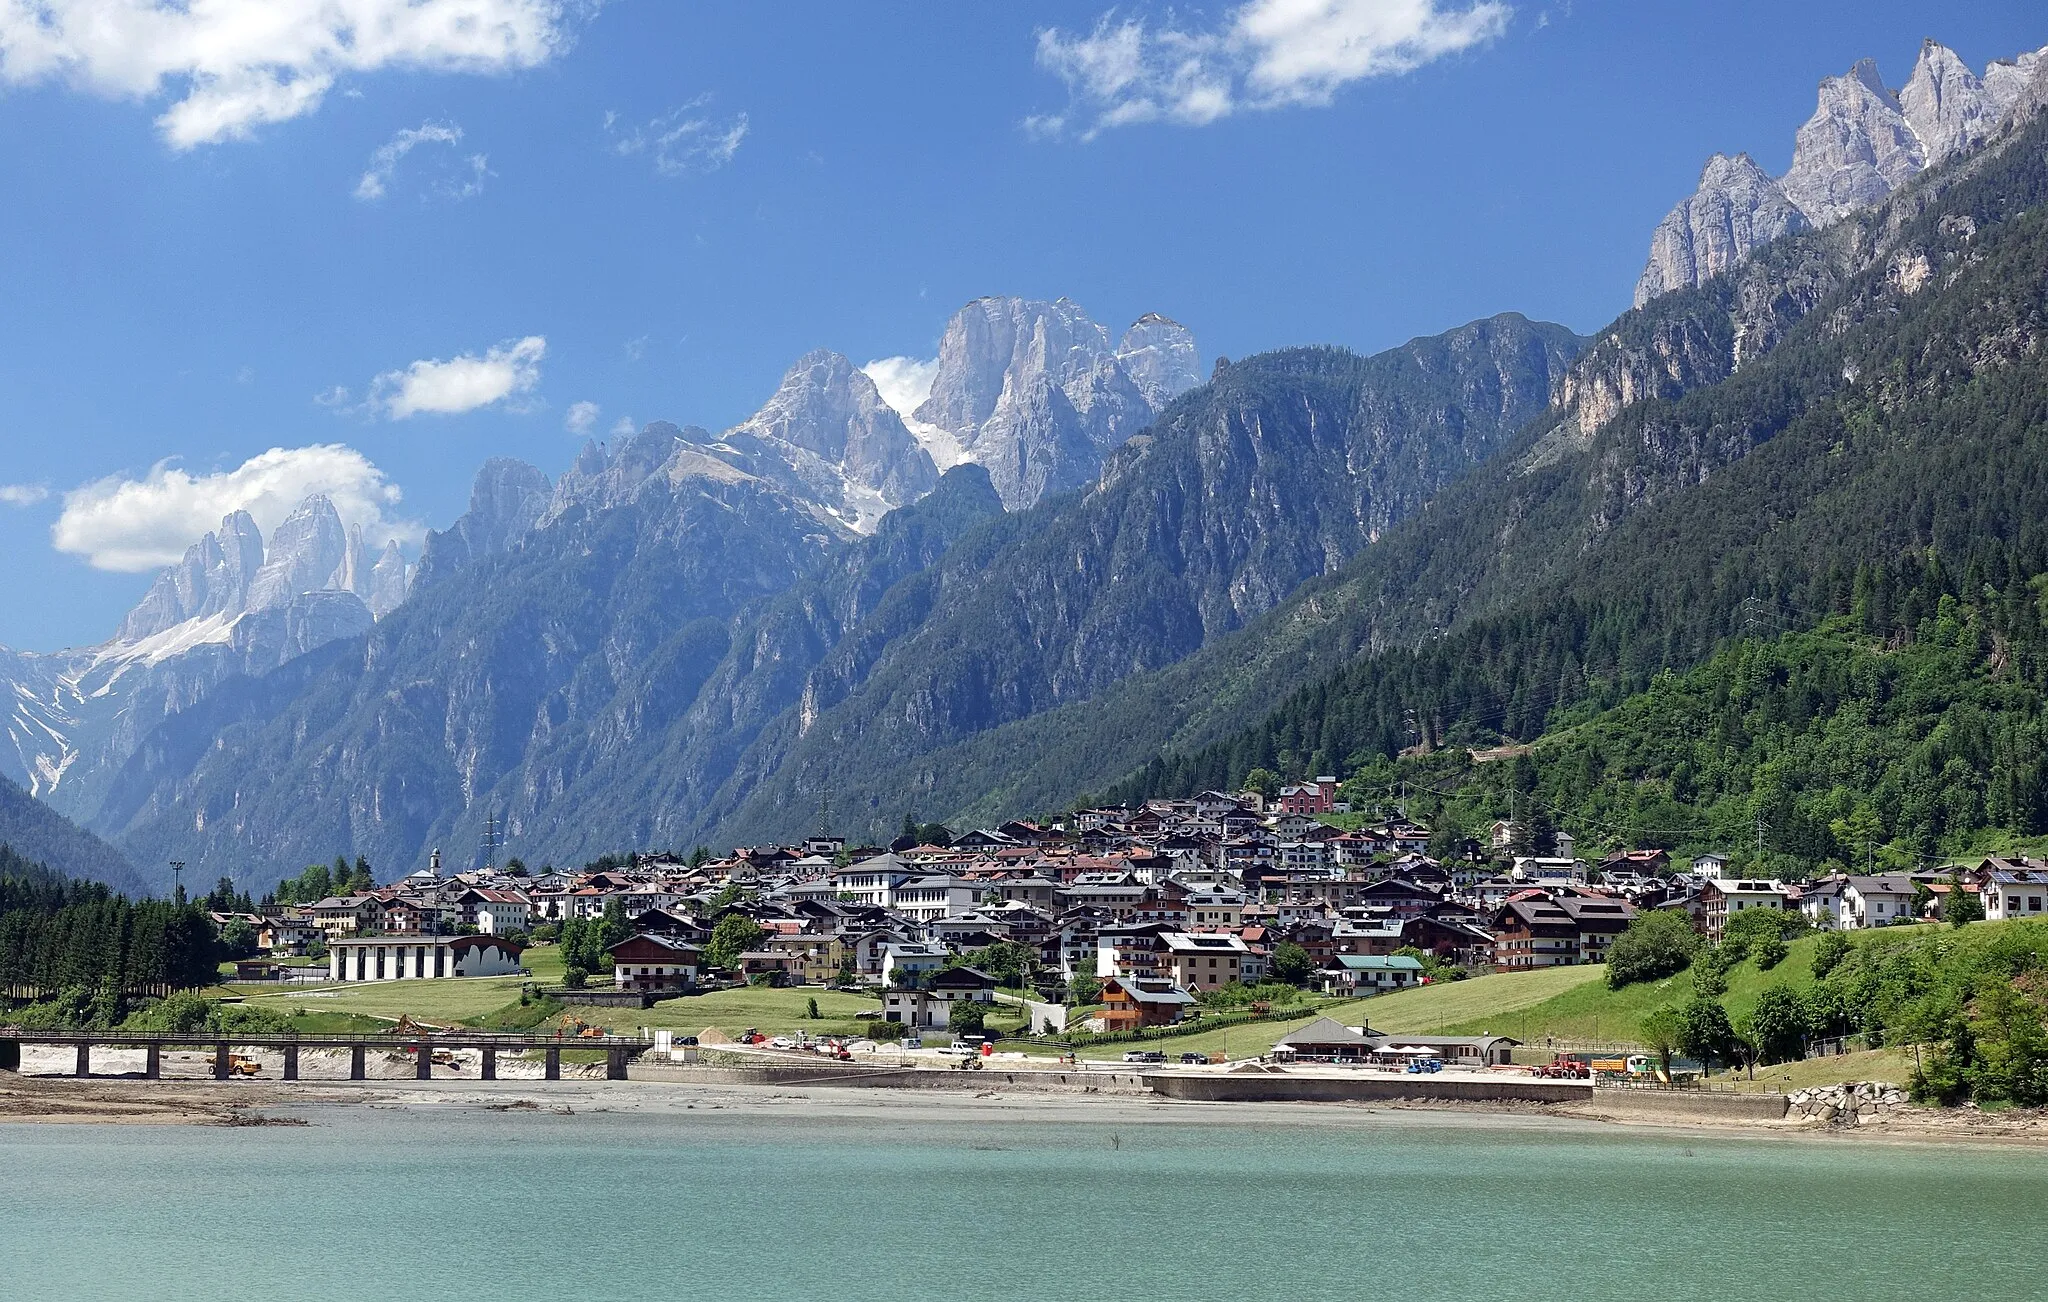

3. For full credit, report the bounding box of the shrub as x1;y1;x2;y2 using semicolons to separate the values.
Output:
1605;911;1703;988
864;1019;906;1042
1809;931;1851;979
1268;942;1314;987
562;965;588;990
1753;933;1788;970
1749;986;1810;1064
947;999;989;1036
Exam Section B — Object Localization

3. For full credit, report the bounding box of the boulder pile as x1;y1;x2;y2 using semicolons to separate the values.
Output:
1787;1081;1909;1125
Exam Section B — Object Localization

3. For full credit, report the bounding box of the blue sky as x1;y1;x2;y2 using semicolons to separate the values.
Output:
0;0;2042;651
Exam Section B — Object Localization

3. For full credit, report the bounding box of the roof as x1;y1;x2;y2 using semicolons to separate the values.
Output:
1161;931;1251;954
1274;1016;1370;1048
1102;976;1196;1006
1334;954;1424;971
606;932;701;958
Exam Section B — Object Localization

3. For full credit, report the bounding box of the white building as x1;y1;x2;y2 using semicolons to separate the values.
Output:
327;934;526;982
890;874;984;922
1800;875;1918;930
1701;878;1790;944
879;941;948;987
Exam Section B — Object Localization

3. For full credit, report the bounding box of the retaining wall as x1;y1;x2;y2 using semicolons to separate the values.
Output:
1568;1087;1791;1123
1143;1072;1595;1105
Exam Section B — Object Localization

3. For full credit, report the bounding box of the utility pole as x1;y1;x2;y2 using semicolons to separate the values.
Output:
169;860;185;903
478;812;500;872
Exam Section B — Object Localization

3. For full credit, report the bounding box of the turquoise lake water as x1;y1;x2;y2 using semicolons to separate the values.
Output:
5;1106;2046;1301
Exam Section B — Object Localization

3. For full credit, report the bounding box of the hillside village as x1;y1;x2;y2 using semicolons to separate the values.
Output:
213;778;2038;1039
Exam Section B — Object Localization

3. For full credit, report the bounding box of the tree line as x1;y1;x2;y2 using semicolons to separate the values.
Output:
0;846;220;996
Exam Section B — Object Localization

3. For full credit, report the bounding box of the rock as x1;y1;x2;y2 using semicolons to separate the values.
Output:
1116;313;1204;410
720;349;940;529
1634;40;2048;308
1900;40;2001;165
913;296;1169;509
1780;59;1926;225
1634;153;1808;307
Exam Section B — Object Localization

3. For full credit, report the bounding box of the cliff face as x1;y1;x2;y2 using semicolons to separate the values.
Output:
1635;39;2048;306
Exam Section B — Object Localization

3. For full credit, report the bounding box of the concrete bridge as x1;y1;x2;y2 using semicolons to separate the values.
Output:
0;1029;652;1081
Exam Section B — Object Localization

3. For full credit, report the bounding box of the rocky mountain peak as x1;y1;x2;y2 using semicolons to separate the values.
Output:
910;296;1193;509
1780;57;1924;225
722;350;938;524
1901;40;1997;165
246;493;349;612
1636;39;2048;306
413;458;550;590
1634;153;1810;308
1116;314;1203;409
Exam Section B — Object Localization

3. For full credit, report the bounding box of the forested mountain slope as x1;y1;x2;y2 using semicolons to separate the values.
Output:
0;775;142;895
1104;101;2048;828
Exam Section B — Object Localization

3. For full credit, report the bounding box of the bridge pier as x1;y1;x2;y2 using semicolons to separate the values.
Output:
0;1041;17;1073
144;1045;161;1079
213;1042;230;1080
282;1045;299;1081
349;1046;366;1080
544;1046;561;1080
415;1041;432;1081
74;1043;91;1078
607;1048;628;1081
480;1048;497;1080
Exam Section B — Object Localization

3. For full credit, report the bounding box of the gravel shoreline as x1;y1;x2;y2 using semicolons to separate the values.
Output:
9;1067;2048;1147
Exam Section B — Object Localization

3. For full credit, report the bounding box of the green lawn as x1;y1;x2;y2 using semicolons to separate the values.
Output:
578;985;882;1039
1360;966;1607;1036
222;975;531;1025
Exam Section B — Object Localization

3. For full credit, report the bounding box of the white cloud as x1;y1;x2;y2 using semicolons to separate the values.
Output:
52;444;415;572
356;120;488;201
862;356;939;419
606;96;748;175
608;416;636;437
564;400;600;435
864;355;973;471
0;0;586;149
363;335;546;419
0;482;50;506
1034;0;1512;138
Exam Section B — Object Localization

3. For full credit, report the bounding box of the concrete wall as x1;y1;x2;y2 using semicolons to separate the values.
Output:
1570;1087;1790;1123
1145;1072;1595;1105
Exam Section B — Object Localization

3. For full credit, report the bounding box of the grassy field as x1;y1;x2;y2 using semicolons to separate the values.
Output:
1732;1047;1919;1091
1057;1002;1363;1061
1358;966;1606;1036
562;985;882;1039
222;975;531;1025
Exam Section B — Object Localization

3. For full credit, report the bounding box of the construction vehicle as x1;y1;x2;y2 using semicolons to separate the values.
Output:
226;1054;261;1077
1533;1056;1591;1079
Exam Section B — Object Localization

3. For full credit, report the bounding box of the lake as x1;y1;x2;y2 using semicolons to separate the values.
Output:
3;1102;2043;1300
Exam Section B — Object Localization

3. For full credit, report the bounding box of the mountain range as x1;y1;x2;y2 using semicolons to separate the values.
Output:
6;35;2046;892
1634;38;2048;306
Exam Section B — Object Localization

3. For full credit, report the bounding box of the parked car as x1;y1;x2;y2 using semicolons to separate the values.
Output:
1122;1050;1166;1064
1179;1052;1207;1065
